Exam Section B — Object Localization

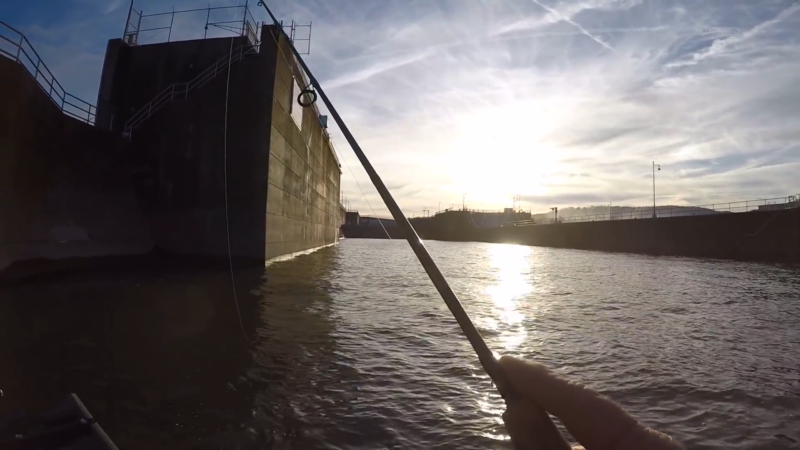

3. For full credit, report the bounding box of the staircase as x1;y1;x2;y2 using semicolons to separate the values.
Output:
123;43;259;138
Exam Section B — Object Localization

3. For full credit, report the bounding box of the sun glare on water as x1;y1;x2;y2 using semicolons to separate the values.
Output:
481;244;532;352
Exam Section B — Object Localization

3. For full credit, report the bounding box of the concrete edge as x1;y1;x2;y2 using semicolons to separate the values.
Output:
264;241;338;266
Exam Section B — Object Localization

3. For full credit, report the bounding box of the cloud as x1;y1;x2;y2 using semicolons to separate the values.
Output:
6;0;800;218
323;50;434;90
529;0;616;51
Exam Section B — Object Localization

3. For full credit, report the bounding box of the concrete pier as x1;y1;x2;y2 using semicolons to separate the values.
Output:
1;24;343;277
263;27;343;260
0;56;153;274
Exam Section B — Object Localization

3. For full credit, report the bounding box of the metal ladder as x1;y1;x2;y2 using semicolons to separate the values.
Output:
123;44;259;138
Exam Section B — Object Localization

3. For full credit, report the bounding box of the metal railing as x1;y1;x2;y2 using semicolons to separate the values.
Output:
121;2;313;54
123;3;261;47
510;195;800;226
508;219;537;226
436;207;530;215
123;43;259;137
0;21;96;125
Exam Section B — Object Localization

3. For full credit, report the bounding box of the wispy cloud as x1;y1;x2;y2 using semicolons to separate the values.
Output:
530;0;616;51
323;50;434;90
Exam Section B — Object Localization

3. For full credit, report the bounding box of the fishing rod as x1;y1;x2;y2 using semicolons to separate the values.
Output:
254;2;520;403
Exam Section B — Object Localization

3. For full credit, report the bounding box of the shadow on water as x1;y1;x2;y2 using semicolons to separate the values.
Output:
0;246;344;449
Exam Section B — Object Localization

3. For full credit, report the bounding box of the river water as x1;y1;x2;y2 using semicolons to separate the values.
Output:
1;239;799;449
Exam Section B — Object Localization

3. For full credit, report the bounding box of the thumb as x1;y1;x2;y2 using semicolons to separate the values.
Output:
503;399;572;450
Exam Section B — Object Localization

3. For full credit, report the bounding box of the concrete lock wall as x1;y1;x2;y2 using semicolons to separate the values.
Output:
469;208;800;263
263;27;342;261
0;56;153;273
2;26;342;275
94;27;342;265
97;35;272;263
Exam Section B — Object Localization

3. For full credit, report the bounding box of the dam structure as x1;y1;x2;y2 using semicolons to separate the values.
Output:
0;4;343;277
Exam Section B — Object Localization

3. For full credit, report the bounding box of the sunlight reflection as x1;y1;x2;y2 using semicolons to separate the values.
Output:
481;432;511;441
482;244;532;352
477;393;506;416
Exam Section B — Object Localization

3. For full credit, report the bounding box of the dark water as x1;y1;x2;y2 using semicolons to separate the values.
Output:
2;240;799;449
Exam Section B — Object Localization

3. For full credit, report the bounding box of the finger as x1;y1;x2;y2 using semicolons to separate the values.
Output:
503;398;571;450
499;356;683;450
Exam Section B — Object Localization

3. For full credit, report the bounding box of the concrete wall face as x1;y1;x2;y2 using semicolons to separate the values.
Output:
97;35;273;263
93;29;341;264
469;209;800;263
264;28;342;260
1;28;341;272
95;39;126;132
0;57;153;272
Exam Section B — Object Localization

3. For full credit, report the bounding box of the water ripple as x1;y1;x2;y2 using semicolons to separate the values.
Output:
3;240;799;449
256;240;800;449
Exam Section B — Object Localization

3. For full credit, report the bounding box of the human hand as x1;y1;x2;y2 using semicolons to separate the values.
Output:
499;356;684;450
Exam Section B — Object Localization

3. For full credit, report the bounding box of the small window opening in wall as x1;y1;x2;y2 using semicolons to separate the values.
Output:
290;77;303;130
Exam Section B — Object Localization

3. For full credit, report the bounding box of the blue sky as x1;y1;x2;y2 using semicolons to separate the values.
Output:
3;0;799;216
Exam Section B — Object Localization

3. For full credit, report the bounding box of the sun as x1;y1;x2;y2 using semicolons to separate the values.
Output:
445;100;566;208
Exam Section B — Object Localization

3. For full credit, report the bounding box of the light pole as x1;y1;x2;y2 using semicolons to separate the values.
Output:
652;161;661;218
550;207;558;223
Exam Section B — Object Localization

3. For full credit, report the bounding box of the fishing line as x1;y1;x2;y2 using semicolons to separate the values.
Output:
223;37;258;345
256;1;520;403
330;139;392;239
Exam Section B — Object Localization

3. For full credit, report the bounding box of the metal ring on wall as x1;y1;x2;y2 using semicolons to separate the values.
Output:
298;88;317;107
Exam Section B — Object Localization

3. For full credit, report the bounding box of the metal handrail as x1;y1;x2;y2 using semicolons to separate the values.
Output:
508;194;800;226
124;4;261;47
0;21;96;125
436;207;529;215
123;43;258;137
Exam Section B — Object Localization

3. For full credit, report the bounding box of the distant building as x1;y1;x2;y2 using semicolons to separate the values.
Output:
345;211;360;226
358;216;396;227
342;211;396;227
